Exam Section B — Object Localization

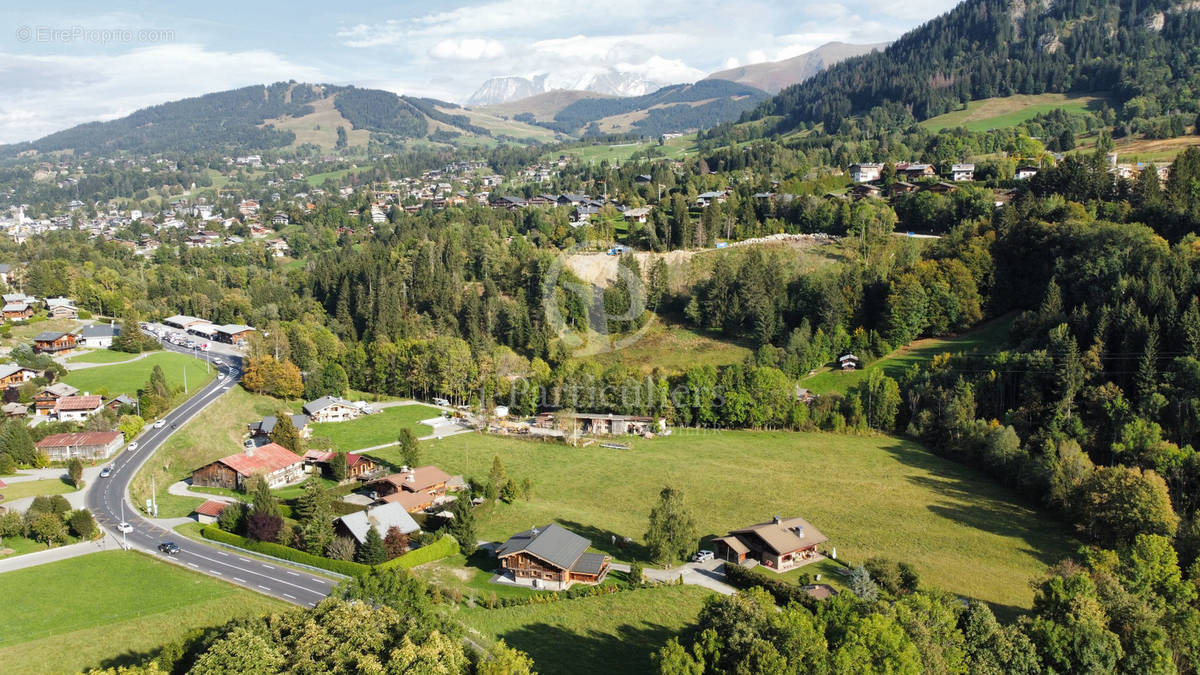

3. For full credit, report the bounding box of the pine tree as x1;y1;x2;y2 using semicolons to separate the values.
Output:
488;455;507;492
448;496;477;556
356;526;387;565
269;412;303;453
250;475;280;518
398;428;420;468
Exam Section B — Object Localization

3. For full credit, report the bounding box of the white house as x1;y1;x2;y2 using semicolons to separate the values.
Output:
302;396;362;423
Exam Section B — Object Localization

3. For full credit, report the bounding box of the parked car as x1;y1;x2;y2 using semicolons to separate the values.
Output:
157;541;180;555
99;466;112;478
692;550;715;563
117;521;133;533
127;441;138;452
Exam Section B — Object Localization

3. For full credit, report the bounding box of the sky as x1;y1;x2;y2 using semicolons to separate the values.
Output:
0;0;961;144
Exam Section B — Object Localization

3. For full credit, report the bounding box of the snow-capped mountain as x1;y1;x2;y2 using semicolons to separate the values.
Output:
467;68;669;105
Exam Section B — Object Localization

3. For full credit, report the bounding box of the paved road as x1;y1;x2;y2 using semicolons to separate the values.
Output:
85;343;336;608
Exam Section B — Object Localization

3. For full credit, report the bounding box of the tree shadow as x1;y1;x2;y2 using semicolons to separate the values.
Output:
556;519;649;561
93;646;160;671
495;619;681;675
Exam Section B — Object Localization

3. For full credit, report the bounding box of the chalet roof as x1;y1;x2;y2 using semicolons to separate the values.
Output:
951;163;975;171
36;431;121;448
377;465;451;493
379;490;435;510
250;414;309;435
0;363;34;380
337;503;420;544
217;443;304;477
38;383;78;398
55;395;103;411
33;331;69;342
573;552;608;576
729;516;828;555
2;402;28;415
303;396;353;415
194;500;230;517
496;523;591;572
3;302;30;312
45;297;75;309
79;324;119;339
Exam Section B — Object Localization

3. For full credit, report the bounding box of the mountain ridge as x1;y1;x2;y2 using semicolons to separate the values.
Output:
704;41;889;93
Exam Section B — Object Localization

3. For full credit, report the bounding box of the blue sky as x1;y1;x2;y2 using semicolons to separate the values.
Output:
0;0;960;144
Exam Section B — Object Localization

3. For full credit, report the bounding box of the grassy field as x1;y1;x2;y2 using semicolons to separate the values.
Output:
67;349;141;364
461;585;711;675
583;319;753;375
130;386;299;518
0;318;80;351
64;350;215;399
0;551;287;673
264;96;370;151
0;534;59;557
801;314;1014;395
0;476;77;504
309;403;443;452
395;428;1076;611
552;135;697;164
920;93;1106;132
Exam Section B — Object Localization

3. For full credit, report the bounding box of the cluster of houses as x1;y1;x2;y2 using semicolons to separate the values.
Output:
1;293;78;322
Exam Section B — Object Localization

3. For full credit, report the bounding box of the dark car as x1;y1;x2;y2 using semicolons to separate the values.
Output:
157;541;180;555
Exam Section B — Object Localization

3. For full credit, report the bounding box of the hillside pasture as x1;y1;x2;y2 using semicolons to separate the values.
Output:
920;93;1106;132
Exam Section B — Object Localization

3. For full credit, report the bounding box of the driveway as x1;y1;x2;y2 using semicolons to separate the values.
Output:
612;558;738;595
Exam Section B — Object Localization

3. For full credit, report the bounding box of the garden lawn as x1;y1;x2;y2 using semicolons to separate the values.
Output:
801;313;1014;395
67;349;140;364
310;404;443;452
461;585;711;675
415;550;621;603
0;550;287;673
0;477;76;504
0;534;59;557
401;429;1076;612
64;350;215;399
130;386;300;518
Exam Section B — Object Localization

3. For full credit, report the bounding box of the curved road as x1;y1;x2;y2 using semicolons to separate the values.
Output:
85;344;336;607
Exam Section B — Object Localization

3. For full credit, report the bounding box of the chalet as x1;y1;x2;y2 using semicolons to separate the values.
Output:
35;431;124;461
713;516;828;572
848;163;884;183
335;503;420;546
921;181;959;194
271;213;289;226
34;383;79;415
248;414;312;440
527;195;555;207
213;324;255;345
623;206;652;224
492;196;527;210
55;395;104;421
33;331;76;355
77;323;120;348
368;465;453;512
0;363;39;388
302;396;361;423
495;523;610;590
897;163;937;181
267;239;290;257
304;450;380;480
534;412;664;436
1;402;28;417
44;297;78;319
106;394;137;412
191;443;306;491
192;500;230;525
848;184;882;200
2;301;32;320
695;191;727;207
951;164;975;182
1015;166;1039;180
634;174;653;183
888;181;915;197
838;354;859;371
0;263;16;286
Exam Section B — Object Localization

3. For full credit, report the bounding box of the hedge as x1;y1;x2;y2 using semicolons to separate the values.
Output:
201;525;368;577
378;535;457;570
722;562;817;610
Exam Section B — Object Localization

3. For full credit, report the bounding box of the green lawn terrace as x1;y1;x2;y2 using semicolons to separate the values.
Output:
395;429;1077;612
63;350;215;399
309;403;444;453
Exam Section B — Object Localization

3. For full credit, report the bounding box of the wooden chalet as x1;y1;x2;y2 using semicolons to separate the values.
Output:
32;331;76;355
191;443;305;491
713;516;828;573
368;465;454;512
34;383;79;416
495;523;610;590
303;450;380;481
302;396;361;423
0;363;39;388
2;302;33;320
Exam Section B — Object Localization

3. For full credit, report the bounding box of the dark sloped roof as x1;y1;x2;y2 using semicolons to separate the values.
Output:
572;552;608;576
496;523;590;571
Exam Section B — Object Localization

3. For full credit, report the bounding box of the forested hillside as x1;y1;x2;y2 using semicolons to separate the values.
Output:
752;0;1200;132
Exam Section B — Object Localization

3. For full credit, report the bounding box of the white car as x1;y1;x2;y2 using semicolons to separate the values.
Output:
116;522;133;533
153;420;166;429
692;550;715;563
127;441;138;452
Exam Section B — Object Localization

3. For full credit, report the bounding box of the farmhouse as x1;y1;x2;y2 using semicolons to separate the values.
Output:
713;516;828;572
33;331;76;355
44;297;78;319
248;414;311;441
55;395;104;421
191;443;306;491
335;502;420;546
77;323;120;348
36;431;123;461
302;396;361;422
0;363;39;388
495;523;610;590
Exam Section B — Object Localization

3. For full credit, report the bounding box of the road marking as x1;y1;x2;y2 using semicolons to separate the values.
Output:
286;571;299;577
210;570;222;576
217;551;229;556
311;578;323;583
187;562;199;568
283;593;296;599
233;577;247;583
261;564;273;569
238;557;251;563
258;585;271;591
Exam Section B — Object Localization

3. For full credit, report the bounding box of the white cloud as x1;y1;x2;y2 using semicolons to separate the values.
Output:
722;57;740;69
430;38;506;61
0;43;325;144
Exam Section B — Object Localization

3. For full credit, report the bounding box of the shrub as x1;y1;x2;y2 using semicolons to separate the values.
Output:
31;512;67;544
247;512;283;542
216;501;246;534
722;562;817;609
327;536;357;562
377;535;457;570
200;525;369;576
0;452;15;475
68;509;98;539
0;510;22;537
